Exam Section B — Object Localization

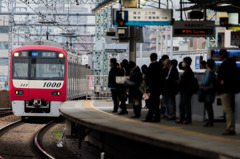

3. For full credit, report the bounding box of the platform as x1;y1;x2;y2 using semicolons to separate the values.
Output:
60;100;240;159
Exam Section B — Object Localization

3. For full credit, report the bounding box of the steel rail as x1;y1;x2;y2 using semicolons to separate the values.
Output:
33;121;56;159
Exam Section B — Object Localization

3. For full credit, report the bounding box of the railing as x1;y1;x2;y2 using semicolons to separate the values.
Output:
86;75;111;100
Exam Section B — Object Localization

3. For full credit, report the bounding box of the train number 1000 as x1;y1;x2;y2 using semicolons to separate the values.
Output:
43;82;62;88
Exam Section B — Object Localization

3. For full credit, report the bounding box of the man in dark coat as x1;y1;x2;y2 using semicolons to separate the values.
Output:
108;58;119;113
144;53;162;122
218;49;237;135
162;59;179;120
176;57;194;125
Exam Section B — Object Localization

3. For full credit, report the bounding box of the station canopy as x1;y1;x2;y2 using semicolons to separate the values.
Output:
184;0;240;13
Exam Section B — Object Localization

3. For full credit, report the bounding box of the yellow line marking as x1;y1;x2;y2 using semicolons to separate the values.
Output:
83;100;240;145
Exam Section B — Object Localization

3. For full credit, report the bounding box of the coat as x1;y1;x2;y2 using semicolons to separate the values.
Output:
180;67;194;94
146;62;162;93
217;58;239;93
108;66;118;88
200;70;216;103
162;66;179;95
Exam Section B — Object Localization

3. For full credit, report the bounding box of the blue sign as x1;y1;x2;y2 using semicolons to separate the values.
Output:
195;56;200;69
32;52;38;57
113;8;172;26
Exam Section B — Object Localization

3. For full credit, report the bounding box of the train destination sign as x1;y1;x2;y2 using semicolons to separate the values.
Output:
173;21;215;37
113;8;172;26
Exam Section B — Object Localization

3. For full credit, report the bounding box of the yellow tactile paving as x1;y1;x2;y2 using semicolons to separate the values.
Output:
83;100;240;146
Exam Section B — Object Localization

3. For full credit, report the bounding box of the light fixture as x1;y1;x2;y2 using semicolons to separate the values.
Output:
217;1;232;7
14;52;20;57
58;53;64;58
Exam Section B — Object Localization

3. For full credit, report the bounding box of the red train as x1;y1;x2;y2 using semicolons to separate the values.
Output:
9;40;88;119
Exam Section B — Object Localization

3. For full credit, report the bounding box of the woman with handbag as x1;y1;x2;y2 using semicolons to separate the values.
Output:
200;59;216;127
125;62;143;118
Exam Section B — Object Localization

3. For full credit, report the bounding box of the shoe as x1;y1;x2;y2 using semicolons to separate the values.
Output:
131;115;141;118
161;115;168;119
175;120;183;124
142;119;152;122
152;118;161;122
166;117;176;121
118;111;128;115
112;111;118;113
203;123;213;127
183;120;191;125
222;129;236;135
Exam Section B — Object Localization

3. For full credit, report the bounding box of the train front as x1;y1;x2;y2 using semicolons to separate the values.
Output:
9;46;67;117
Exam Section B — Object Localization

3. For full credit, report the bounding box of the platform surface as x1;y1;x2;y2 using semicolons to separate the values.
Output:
60;100;240;159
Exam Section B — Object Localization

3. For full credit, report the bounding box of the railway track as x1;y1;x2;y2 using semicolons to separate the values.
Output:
0;109;13;118
0;119;56;159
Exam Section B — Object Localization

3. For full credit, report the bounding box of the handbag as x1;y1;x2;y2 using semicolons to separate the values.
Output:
116;68;127;84
198;88;204;103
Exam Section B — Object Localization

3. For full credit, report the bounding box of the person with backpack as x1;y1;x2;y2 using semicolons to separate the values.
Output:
217;49;239;135
200;59;216;127
176;57;195;125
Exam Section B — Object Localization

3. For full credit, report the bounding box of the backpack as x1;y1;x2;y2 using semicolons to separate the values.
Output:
192;77;199;94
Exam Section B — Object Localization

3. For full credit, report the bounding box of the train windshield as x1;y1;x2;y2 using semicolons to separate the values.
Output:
12;59;29;79
30;58;65;80
12;50;65;80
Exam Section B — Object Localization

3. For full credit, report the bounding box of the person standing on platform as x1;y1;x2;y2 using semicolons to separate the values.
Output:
176;57;194;125
162;59;179;120
141;64;149;109
144;53;162;122
125;62;143;118
160;55;170;119
200;59;216;127
200;60;207;70
108;58;119;113
117;62;128;115
218;49;239;135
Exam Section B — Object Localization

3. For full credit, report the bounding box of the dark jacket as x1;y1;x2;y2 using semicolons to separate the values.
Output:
162;66;179;95
200;70;216;103
146;62;162;93
218;58;239;93
108;66;118;88
180;67;194;94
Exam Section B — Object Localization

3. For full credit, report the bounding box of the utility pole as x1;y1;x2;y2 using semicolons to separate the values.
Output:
129;26;137;62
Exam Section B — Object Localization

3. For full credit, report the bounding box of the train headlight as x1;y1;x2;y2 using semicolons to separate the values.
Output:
52;91;61;96
14;52;20;57
58;53;64;58
15;90;24;95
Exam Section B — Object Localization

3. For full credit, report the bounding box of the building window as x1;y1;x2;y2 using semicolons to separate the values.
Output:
0;26;9;33
0;57;8;65
0;42;9;49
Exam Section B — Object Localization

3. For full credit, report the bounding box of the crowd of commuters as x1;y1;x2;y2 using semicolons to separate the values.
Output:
108;49;239;136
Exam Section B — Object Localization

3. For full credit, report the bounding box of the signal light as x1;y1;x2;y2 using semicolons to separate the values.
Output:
117;19;125;26
4;81;8;88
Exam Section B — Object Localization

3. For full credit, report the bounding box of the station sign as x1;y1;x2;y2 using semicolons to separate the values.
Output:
113;8;172;26
173;21;215;37
228;27;240;31
231;31;240;46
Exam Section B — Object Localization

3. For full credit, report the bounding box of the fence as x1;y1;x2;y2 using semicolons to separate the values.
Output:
86;75;111;100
